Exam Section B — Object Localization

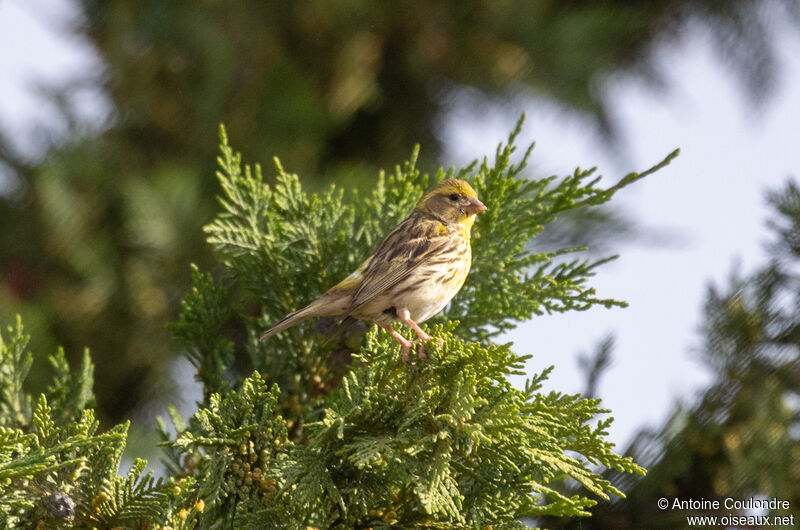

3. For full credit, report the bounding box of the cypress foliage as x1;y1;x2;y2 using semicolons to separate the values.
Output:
0;118;677;528
0;317;197;528
545;180;800;529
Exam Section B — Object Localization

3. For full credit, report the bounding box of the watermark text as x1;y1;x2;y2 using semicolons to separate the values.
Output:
656;497;794;527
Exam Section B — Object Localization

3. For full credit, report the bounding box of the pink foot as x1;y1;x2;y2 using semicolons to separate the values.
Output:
382;325;413;363
399;309;436;346
401;344;411;363
416;336;443;360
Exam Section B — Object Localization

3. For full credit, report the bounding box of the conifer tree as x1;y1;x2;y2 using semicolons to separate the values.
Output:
0;120;676;527
2;0;791;430
545;180;800;529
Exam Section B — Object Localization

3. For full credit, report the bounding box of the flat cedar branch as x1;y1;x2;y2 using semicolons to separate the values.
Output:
0;117;677;528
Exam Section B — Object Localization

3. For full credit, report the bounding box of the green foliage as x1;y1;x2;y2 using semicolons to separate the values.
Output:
46;348;95;430
168;265;235;401
160;119;668;526
0;316;33;429
441;129;677;340
275;323;643;527
2;0;787;435
167;372;292;527
196;118;675;424
0;320;196;529
159;325;645;528
0;121;675;527
545;180;800;529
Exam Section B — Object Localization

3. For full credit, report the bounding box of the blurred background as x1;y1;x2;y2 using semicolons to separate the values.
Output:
1;0;799;526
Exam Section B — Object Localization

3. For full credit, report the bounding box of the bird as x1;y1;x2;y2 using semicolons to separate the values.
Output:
259;178;487;362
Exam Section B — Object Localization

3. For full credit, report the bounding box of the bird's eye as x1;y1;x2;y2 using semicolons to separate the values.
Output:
448;193;459;202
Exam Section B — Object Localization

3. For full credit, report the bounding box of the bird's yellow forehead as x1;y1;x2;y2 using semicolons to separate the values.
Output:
428;178;478;198
415;178;480;213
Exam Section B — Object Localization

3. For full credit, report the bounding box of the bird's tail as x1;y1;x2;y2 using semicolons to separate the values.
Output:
259;304;317;341
259;294;347;341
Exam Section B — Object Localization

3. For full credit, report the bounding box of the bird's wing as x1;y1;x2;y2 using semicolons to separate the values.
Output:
343;212;453;317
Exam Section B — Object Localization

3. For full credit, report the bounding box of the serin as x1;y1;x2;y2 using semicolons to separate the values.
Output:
260;178;487;362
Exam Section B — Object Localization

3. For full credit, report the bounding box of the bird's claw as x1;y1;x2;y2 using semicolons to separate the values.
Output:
417;337;443;360
400;336;443;363
401;345;411;363
401;341;420;363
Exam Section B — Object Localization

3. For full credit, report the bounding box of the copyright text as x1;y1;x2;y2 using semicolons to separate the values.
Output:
657;497;794;527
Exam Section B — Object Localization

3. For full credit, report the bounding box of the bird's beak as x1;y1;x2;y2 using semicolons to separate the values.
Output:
467;197;487;215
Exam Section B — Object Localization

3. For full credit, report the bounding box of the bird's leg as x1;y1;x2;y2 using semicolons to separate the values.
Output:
397;309;443;359
381;325;413;363
397;308;430;341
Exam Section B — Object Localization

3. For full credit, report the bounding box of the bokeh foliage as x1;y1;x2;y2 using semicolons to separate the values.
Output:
0;0;795;426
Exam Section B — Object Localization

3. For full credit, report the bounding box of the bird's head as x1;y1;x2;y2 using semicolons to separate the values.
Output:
415;178;487;228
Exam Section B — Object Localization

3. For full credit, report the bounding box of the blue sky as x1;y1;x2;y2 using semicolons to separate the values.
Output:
3;1;799;448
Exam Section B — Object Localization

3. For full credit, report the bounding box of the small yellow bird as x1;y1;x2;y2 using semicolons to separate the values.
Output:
260;178;487;361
